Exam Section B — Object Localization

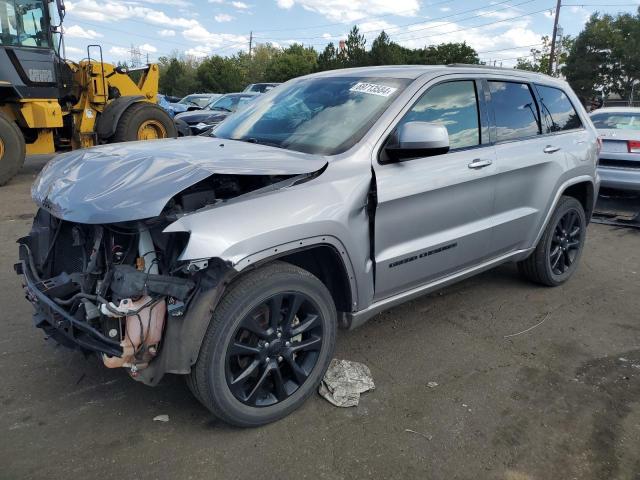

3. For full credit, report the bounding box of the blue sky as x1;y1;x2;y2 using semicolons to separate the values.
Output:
61;0;640;66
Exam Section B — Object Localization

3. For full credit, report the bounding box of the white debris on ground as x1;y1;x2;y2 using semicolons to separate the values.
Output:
319;359;375;407
427;381;438;388
153;414;170;422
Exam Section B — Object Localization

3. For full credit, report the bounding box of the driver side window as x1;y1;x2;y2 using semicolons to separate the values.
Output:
399;81;481;150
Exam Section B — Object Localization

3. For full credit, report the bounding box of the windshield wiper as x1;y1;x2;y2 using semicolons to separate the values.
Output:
211;106;232;112
240;137;284;149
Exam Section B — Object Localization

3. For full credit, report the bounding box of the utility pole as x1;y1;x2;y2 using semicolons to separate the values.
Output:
548;0;561;76
249;31;253;59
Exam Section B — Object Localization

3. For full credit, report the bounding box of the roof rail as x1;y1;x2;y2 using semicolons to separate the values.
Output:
447;63;514;70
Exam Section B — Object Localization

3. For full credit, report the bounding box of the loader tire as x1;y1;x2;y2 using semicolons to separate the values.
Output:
0;112;26;186
112;102;177;143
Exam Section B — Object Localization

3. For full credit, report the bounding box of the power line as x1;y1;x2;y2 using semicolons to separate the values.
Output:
254;0;543;41
387;6;555;44
253;0;457;33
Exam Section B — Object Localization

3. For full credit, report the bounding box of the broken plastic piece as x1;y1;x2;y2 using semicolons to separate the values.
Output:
319;359;374;407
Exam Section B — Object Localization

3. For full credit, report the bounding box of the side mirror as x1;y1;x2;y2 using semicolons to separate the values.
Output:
384;121;450;162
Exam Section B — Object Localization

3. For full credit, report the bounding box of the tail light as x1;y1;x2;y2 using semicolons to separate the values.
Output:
597;136;603;156
628;140;640;153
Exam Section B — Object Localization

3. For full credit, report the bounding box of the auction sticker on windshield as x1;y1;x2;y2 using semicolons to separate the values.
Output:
350;82;398;97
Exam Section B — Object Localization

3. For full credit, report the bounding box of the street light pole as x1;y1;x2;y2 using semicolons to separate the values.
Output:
548;0;562;76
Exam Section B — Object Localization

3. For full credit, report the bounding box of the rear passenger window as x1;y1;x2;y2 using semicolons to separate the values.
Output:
535;85;583;133
489;81;540;142
401;81;480;150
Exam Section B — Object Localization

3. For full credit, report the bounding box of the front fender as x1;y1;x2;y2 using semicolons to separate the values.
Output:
164;174;374;309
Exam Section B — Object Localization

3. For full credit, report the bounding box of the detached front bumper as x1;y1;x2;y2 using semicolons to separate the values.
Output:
15;243;123;358
598;165;640;192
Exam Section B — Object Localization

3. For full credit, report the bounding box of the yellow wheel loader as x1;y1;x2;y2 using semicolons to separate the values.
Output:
0;0;176;185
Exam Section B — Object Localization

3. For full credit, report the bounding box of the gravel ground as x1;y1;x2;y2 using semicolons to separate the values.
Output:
1;156;639;480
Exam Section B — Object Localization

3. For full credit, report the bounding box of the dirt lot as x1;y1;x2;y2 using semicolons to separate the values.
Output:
1;156;639;480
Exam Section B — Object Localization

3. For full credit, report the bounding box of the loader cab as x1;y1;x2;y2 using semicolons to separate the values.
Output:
0;0;66;99
0;0;53;48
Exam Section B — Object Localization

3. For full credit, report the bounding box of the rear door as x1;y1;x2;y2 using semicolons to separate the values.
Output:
487;79;589;255
372;76;497;300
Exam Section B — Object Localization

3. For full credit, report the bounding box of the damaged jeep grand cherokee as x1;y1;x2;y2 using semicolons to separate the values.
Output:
17;66;599;427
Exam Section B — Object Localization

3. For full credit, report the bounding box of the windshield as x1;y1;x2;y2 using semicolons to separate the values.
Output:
207;95;255;112
179;95;214;107
0;0;50;47
214;76;411;155
591;112;640;130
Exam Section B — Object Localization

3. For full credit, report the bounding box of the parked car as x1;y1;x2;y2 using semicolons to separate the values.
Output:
156;94;187;117
17;66;599;427
590;107;640;191
243;82;281;93
178;93;222;110
174;92;258;136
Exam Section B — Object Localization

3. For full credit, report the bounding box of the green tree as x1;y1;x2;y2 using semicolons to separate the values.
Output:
564;9;640;101
369;31;406;65
318;42;338;71
515;35;574;74
343;26;367;67
237;43;280;83
158;54;200;96
264;43;318;82
196;55;246;93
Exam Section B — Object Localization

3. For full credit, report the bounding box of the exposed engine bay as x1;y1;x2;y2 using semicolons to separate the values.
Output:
16;173;292;378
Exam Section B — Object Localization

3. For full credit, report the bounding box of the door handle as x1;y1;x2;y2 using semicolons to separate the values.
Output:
468;158;493;169
543;145;561;154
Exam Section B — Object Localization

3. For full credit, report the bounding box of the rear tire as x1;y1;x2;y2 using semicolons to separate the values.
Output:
518;196;587;286
112;102;176;142
191;261;337;427
0;112;26;186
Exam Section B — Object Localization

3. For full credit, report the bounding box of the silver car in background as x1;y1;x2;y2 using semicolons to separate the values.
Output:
16;66;599;427
590;107;640;191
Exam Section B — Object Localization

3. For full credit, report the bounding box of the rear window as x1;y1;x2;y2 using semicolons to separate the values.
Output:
489;81;540;142
591;112;640;130
536;85;583;133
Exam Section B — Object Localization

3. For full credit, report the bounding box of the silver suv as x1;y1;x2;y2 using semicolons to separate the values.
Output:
17;66;599;427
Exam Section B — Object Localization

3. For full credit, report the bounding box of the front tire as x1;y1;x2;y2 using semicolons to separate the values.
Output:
0;111;26;186
191;262;337;427
518;196;587;286
112;102;177;142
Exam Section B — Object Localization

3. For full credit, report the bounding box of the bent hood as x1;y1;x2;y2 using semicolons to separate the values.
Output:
175;110;228;124
32;136;327;224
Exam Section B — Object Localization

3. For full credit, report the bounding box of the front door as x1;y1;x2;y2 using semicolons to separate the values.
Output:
373;78;497;301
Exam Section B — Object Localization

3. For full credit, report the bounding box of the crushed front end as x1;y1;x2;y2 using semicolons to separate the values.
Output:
15;209;199;378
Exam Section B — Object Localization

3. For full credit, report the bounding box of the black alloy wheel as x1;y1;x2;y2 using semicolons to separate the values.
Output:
518;195;587;286
548;208;583;276
189;261;336;427
225;292;323;407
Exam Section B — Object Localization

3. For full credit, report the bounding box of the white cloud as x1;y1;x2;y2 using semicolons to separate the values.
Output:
65;0;200;28
139;43;158;53
159;29;176;36
63;24;103;39
275;0;419;22
109;46;130;56
139;0;191;6
185;45;212;57
231;1;249;8
380;12;546;67
439;6;450;12
215;13;234;22
182;25;247;51
65;46;84;53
